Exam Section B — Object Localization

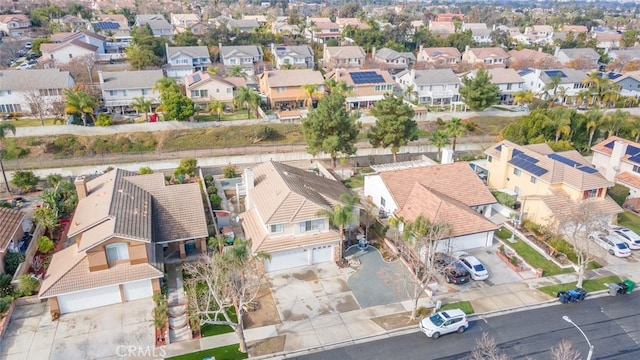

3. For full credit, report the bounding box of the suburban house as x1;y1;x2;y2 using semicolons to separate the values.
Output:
258;69;324;110
94;14;132;53
219;44;264;77
38;168;208;314
524;25;554;44
508;49;561;69
135;14;173;39
591;136;640;199
336;17;369;31
613;73;640;97
227;18;260;33
520;68;588;102
170;13;200;34
307;20;340;43
0;14;31;37
594;32;621;50
0;69;74;115
464;68;524;104
326;68;395;110
437;13;464;22
49;31;106;53
562;25;589;33
416;46;461;67
395;69;461;106
554;48;600;68
271;22;300;36
371;47;415;73
240;161;353;272
164;44;212;80
40;40;99;65
98;70;163;113
462;47;510;68
462;23;492;44
607;48;640;62
270;44;314;70
428;21;455;36
0;208;26;274
53;15;90;32
363;162;498;252
484;140;621;225
322;45;366;71
242;15;268;26
185;70;246;107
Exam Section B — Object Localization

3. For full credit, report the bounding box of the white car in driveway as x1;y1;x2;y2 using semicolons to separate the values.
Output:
608;225;640;250
419;308;468;339
589;232;632;257
455;253;489;281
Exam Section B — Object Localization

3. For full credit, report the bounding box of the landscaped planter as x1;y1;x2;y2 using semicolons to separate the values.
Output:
497;250;527;272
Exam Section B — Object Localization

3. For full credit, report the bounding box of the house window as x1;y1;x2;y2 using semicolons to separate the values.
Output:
514;186;521;195
300;219;324;232
513;168;521;176
200;90;208;97
227;88;232;93
106;243;129;263
110;90;116;96
530;176;537;184
583;189;598;199
142;89;149;95
190;90;200;97
69;54;73;59
270;224;283;233
507;83;513;90
277;87;284;93
380;197;386;207
487;155;492;163
633;165;640;174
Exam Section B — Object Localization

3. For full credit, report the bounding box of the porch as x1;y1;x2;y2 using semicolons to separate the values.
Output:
163;237;208;264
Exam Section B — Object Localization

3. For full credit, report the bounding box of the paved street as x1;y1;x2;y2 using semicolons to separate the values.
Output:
292;292;640;360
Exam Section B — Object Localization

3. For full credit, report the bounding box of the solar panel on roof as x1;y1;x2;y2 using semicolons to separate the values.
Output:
276;47;286;50
604;141;615;149
96;21;120;30
548;153;581;167
509;156;548;176
350;71;385;84
544;70;566;78
608;72;623;80
626;145;640;156
192;74;201;83
579;166;599;174
629;154;640;163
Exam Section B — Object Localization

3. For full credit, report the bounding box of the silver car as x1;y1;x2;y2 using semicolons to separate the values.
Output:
419;308;468;339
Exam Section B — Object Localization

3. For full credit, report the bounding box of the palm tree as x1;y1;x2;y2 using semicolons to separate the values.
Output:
582;70;614;107
0;122;16;193
227;65;247;79
208;99;224;121
576;89;592;107
428;130;451;161
445;117;465;152
603;109;628;137
546;112;572;143
316;193;359;263
627;118;640;142
153;77;180;99
543;75;562;104
513;89;535;106
131;97;152;122
325;78;353;96
585;108;603;148
233;87;261;118
299;84;322;109
64;89;97;126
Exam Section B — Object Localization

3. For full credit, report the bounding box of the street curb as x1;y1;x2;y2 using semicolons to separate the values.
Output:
250;290;613;359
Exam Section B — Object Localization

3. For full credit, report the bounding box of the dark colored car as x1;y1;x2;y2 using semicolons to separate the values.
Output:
444;263;471;285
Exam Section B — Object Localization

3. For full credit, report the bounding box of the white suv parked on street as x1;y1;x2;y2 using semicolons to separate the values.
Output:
419;309;468;339
589;232;632;257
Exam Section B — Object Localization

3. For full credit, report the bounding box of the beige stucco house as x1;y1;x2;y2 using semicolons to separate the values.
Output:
326;68;395;109
485;140;622;225
185;71;247;107
240;161;354;272
38;169;208;314
258;69;324;110
322;45;366;71
591;136;640;199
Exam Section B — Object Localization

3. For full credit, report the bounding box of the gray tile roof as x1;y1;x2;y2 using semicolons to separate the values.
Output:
100;70;164;90
135;14;172;30
220;45;263;59
227;18;260;29
110;169;154;241
167;45;210;59
559;48;600;60
375;47;416;61
539;68;588;84
413;69;460;85
272;45;313;59
0;69;71;91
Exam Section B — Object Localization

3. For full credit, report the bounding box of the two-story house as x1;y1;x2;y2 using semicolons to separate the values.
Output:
462;46;510;68
240;161;354;272
326;68;395;110
135;14;173;39
50;31;107;54
554;47;600;69
465;68;524;105
219;44;264;77
227;18;260;33
462;23;492;44
371;47;415;73
164;44;211;80
613;73;640;97
95;14;132;53
428;21;455;36
524;25;554;44
170;13;200;34
185;71;246;107
520;68;588;103
395;69;460;106
592;136;640;199
322;45;366;72
416;46;461;67
484;140;622;225
0;69;74;115
335;17;370;32
98;70;163;113
53;15;90;32
0;208;26;274
258;69;324;109
38;169;208;314
308;21;340;43
363;162;498;252
594;32;621;50
270;44;314;70
508;49;562;69
0;14;31;37
40;40;99;66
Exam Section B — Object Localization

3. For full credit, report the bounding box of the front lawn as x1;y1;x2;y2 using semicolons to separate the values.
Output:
166;345;248;360
537;275;622;297
440;301;474;315
618;211;640;234
495;228;574;277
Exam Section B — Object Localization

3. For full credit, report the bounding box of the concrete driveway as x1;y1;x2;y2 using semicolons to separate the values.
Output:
0;298;154;360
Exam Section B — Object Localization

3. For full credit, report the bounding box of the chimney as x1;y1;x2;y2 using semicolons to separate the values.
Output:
243;168;254;208
441;149;454;164
609;140;628;180
419;44;424;55
74;176;88;199
410;68;415;80
97;70;104;84
554;46;560;58
538;47;543;53
165;42;170;58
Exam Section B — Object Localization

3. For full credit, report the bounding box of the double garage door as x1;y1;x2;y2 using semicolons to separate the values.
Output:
264;245;333;272
57;280;153;314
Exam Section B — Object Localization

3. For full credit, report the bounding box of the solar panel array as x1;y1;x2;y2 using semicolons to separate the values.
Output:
547;153;599;174
350;71;385;85
544;70;566;78
192;74;201;83
509;155;548;176
607;72;623;80
96;21;120;30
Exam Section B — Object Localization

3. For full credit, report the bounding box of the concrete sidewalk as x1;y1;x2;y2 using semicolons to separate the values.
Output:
162;265;639;359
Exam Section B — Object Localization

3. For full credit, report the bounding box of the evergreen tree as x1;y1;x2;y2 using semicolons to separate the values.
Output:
367;94;418;162
459;68;500;111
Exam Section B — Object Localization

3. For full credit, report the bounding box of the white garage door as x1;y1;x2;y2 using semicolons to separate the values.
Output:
123;280;153;301
58;285;121;314
436;233;491;253
265;249;309;272
312;245;333;264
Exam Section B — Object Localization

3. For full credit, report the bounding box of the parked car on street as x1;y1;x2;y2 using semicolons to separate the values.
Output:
589;232;632;257
419;308;468;339
16;62;33;70
608;225;640;250
456;253;489;281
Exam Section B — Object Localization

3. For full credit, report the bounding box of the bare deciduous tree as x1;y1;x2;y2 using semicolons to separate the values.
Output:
24;88;51;126
182;239;269;353
549;199;606;288
550;340;581;360
470;332;512;360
